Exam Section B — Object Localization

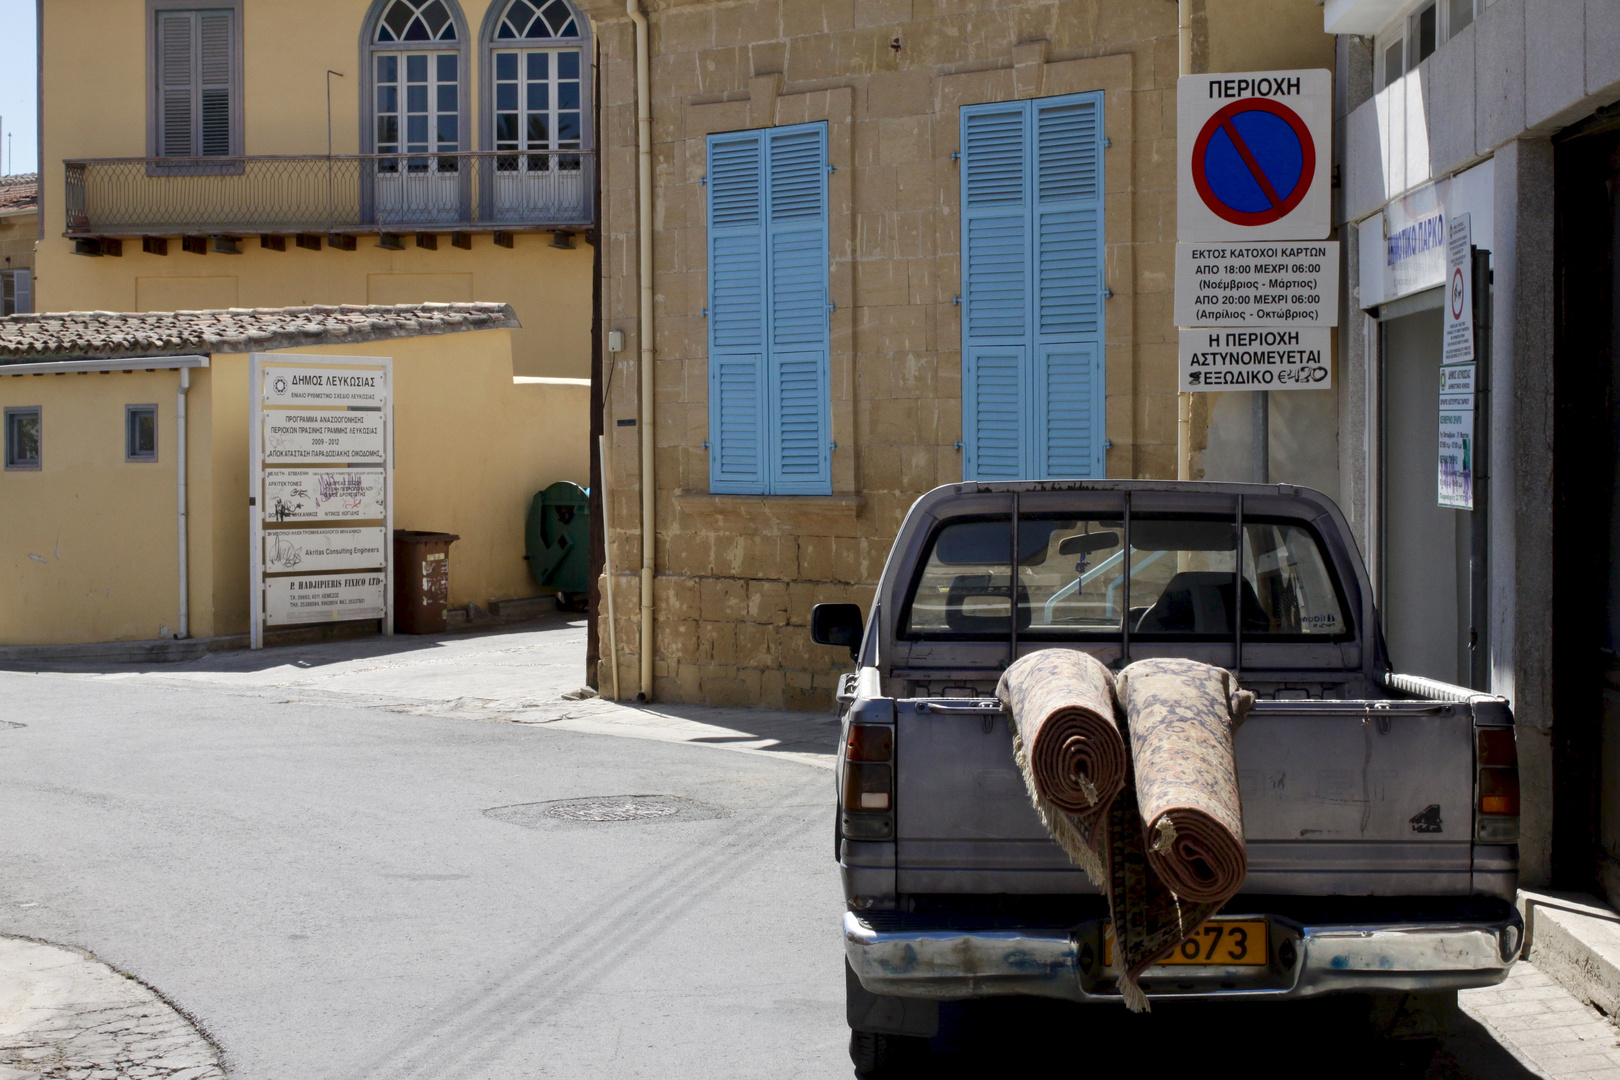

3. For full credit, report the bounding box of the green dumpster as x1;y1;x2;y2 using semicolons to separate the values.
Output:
525;481;591;610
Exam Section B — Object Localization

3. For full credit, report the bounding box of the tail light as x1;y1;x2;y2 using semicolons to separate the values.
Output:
841;724;894;838
1475;727;1519;842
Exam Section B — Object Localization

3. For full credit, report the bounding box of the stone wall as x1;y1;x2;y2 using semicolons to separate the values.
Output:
584;0;1188;708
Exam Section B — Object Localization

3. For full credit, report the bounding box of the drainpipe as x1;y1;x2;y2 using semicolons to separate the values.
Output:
628;0;655;701
1176;0;1194;481
177;366;191;639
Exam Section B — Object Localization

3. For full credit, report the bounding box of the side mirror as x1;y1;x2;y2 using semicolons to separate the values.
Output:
811;603;865;661
1058;532;1120;556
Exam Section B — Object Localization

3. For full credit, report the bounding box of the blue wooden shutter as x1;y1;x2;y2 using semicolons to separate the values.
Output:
960;103;1030;480
1032;94;1105;479
707;131;768;493
707;122;830;495
959;93;1106;481
764;124;831;494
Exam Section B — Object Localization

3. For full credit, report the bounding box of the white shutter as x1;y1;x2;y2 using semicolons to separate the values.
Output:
12;270;31;315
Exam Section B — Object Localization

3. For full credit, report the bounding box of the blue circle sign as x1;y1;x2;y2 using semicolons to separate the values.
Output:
1191;98;1316;227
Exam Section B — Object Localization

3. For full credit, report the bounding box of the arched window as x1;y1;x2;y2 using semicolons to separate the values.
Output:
362;0;471;222
480;0;590;162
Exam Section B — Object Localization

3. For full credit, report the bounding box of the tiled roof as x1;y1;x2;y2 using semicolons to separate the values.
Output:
0;303;521;363
0;174;38;214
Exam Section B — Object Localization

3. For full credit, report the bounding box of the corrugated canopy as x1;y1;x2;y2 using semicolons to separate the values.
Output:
0;302;521;363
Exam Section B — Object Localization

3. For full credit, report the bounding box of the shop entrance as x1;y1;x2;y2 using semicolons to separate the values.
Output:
1380;302;1469;685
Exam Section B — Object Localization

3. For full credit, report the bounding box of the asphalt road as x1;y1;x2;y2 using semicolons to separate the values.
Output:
0;621;1563;1079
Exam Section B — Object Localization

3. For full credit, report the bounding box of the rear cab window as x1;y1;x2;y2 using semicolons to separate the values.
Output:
900;512;1349;641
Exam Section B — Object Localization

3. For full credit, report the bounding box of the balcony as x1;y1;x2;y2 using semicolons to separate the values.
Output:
63;151;595;240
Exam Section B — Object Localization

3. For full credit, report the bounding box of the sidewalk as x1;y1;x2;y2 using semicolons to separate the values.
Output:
0;937;224;1080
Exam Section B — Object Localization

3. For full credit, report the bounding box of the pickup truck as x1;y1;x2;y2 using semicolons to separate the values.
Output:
810;480;1522;1074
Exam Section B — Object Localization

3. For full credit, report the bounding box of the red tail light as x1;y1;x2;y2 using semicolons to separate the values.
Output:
1475;727;1519;840
841;723;895;837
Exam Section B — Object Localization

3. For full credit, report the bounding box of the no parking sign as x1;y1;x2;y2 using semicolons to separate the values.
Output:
1177;70;1331;242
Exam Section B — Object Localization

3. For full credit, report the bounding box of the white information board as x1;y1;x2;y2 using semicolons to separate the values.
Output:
1438;362;1475;509
265;527;387;574
264;468;387;522
1178;327;1333;392
1177;70;1331;242
265;574;388;625
1174;242;1339;327
250;355;393;648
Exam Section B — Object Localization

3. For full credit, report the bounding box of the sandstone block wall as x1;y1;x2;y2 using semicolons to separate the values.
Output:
585;0;1192;708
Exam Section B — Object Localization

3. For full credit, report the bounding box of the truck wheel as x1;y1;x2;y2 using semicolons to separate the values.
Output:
848;1029;925;1077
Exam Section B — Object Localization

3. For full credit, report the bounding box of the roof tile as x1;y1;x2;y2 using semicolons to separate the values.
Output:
0;302;521;363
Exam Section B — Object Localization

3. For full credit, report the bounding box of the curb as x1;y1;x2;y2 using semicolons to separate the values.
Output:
1520;888;1620;1019
0;595;564;667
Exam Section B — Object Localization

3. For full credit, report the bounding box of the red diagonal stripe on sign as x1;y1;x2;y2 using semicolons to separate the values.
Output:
1220;118;1283;210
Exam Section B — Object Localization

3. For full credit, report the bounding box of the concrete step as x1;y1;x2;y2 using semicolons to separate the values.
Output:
1520;888;1620;1019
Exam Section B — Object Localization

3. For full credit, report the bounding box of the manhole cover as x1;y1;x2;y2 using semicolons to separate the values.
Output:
485;795;730;828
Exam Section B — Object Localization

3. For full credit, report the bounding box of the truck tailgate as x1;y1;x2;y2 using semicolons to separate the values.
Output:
894;699;1475;896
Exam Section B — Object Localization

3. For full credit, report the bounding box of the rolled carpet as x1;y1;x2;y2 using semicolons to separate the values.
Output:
995;649;1125;885
1115;657;1251;907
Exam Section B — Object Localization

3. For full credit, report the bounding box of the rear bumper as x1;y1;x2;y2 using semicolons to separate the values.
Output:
843;907;1523;1002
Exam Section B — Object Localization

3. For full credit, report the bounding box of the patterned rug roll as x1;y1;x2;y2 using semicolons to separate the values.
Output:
996;650;1126;883
1117;658;1252;905
998;650;1253;1012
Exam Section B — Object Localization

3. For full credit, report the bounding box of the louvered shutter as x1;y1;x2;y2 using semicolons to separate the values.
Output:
198;12;234;156
11;270;30;315
764;126;830;494
958;92;1106;481
706;123;831;495
158;12;195;157
1032;95;1105;479
707;131;768;493
960;104;1030;480
156;9;235;158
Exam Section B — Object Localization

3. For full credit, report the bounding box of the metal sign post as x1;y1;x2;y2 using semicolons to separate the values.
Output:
250;354;394;649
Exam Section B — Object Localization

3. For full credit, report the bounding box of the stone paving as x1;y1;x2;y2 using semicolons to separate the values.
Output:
0;938;224;1080
1461;960;1620;1079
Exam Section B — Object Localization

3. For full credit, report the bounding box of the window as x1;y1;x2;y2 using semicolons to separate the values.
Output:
480;0;590;219
364;0;469;222
899;514;1347;641
150;4;241;159
1378;0;1484;88
5;407;40;471
959;93;1107;482
0;269;29;315
127;405;159;462
705;122;832;496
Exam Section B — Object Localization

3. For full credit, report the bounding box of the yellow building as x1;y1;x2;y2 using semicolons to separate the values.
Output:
38;0;595;380
0;175;37;315
0;303;588;647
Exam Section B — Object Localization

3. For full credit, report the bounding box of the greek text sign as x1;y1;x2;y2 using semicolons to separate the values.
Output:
1178;327;1332;391
1174;242;1339;327
263;468;386;522
1443;213;1474;364
1384;179;1449;300
261;365;389;409
264;527;387;574
1177;70;1331;242
1439;364;1475;509
263;410;386;462
264;574;387;625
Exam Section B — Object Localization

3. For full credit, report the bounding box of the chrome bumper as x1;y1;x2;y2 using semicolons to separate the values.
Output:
843;909;1522;1002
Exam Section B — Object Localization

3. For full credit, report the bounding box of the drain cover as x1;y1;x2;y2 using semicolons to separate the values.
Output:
485;795;730;827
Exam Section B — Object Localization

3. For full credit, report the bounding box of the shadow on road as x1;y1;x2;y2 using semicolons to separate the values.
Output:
856;996;1540;1080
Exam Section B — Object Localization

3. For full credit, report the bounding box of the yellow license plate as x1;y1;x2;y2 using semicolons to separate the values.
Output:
1103;918;1268;967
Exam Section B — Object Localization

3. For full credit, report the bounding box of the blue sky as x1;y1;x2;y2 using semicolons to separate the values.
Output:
0;0;36;175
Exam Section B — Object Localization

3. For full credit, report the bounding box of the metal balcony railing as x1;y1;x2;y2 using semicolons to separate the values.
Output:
63;151;595;236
